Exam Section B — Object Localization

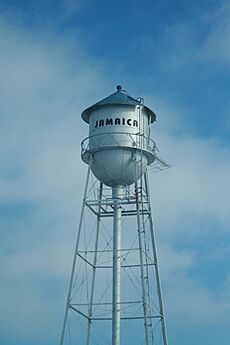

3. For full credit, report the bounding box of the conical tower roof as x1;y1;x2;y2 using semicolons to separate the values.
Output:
81;86;156;123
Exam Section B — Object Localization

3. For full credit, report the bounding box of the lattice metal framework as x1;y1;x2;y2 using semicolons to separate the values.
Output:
60;158;169;345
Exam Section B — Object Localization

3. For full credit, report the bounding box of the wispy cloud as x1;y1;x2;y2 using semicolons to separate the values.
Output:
0;17;106;343
138;0;230;71
1;8;230;344
158;244;230;326
200;1;230;64
146;95;230;238
60;0;90;16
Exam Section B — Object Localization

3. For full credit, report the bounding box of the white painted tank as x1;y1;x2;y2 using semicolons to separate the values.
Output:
81;86;156;187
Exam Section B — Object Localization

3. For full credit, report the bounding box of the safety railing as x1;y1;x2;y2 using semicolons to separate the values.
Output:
81;132;156;156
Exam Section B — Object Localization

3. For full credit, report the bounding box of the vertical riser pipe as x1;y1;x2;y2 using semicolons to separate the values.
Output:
112;187;122;345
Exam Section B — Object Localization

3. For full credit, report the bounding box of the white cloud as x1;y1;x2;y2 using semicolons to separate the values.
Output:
1;12;230;344
0;17;106;341
145;96;230;239
159;243;196;276
199;1;230;64
158;244;230;326
138;1;230;71
60;0;90;16
204;243;230;262
0;17;107;207
164;266;230;325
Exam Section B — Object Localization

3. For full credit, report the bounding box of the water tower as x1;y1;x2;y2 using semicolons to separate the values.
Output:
60;86;169;345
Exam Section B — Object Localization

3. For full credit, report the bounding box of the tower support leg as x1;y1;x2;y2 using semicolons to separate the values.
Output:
135;181;150;345
60;163;91;345
144;172;168;345
86;182;103;345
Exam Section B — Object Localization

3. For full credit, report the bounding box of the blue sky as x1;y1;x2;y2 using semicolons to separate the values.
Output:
1;0;230;344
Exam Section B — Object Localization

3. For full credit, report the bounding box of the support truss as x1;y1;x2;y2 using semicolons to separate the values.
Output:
60;165;168;345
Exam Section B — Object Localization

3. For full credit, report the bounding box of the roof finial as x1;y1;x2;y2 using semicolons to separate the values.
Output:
116;85;122;91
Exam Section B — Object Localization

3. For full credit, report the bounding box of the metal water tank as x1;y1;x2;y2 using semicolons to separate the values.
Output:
81;86;156;187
